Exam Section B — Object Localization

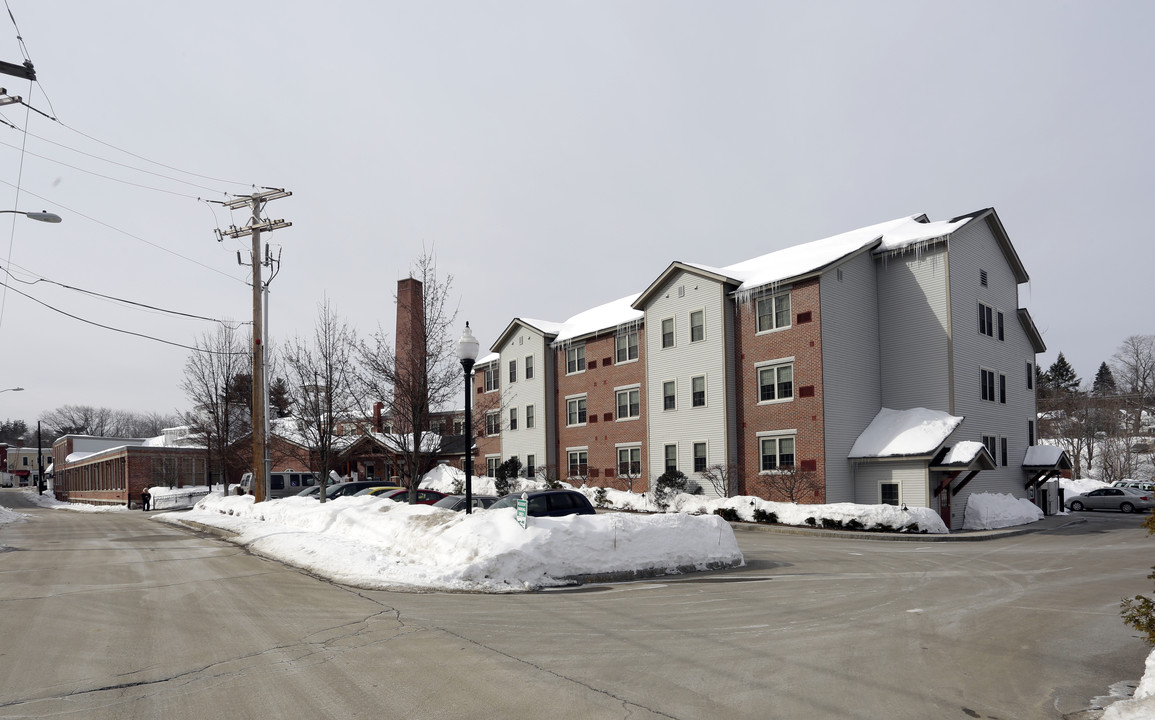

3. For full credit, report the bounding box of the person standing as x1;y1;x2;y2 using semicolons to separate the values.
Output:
141;488;151;512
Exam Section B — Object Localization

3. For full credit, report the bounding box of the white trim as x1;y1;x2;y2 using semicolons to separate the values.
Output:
756;428;798;438
690;374;707;409
689;308;706;343
753;355;796;369
614;441;642;448
660;316;676;349
565;445;590;453
613;382;641;392
692;439;708;473
661;378;677;411
879;480;902;506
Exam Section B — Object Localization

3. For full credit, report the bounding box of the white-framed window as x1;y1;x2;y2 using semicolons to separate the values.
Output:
616;386;640;420
485;411;500;436
756;292;791;333
661;317;675;348
757;361;794;403
566;345;586;375
690;309;705;343
526;404;535;429
525;354;534;380
979;302;994;337
509;407;518;431
693;441;707;473
526;454;536;478
616;329;639;363
691;375;706;407
662;380;676;411
617;446;641;477
880;481;900;506
566;395;587;426
486;456;500;478
664;444;678;473
567;449;588;479
759;434;795;472
509;359;517;383
484;364;499;392
981;368;996;402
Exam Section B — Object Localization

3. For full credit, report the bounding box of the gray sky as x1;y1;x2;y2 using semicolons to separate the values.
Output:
0;1;1151;429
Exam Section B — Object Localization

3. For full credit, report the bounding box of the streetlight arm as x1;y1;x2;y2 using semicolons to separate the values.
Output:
1;210;62;223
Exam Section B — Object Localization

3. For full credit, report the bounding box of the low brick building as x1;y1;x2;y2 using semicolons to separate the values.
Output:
52;433;208;507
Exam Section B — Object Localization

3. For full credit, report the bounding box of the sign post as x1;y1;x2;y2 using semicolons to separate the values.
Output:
516;492;528;529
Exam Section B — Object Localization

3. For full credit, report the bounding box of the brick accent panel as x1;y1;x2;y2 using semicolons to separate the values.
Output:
733;278;827;503
555;331;647;491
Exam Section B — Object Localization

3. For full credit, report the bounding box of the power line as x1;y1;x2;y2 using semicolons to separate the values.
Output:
0;278;249;355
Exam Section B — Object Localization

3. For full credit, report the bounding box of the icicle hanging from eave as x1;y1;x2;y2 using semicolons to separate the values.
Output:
875;234;951;274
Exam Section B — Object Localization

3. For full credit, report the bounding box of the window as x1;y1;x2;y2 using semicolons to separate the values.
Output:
880;482;900;506
664;444;678;473
618;447;641;477
453;420;462;434
485;411;500;436
566;345;585;374
756;292;791;333
526;454;536;478
526;404;535;429
1028;420;1036;446
568;450;588;478
691;375;706;407
509;359;517;383
661;317;675;348
1027;362;1034;390
690;310;704;342
1000;437;1008;467
484;364;500;392
663;381;676;411
982;435;997;463
997;311;1005;341
999;373;1007;404
566;396;587;426
486;456;500;478
616;387;640;420
509;408;518;431
760;436;795;471
693;442;707;473
979;303;994;337
758;363;794;402
981;369;996;402
525;354;534;380
616;330;639;363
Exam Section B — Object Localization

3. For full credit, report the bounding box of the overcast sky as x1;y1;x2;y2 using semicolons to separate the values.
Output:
0;1;1150;430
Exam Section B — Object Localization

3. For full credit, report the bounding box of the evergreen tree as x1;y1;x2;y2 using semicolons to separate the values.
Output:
1046;352;1081;394
1092;362;1118;397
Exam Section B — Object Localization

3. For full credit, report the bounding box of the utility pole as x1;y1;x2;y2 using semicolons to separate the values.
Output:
219;188;291;503
36;421;44;496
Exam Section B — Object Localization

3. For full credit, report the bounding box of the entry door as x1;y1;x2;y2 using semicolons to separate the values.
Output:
937;484;951;527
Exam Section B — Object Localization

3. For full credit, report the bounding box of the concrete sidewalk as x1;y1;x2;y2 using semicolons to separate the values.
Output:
727;511;1085;542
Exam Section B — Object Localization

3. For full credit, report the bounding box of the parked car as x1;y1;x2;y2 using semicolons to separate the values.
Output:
295;486;323;498
324;481;399;500
432;494;499;512
376;488;447;505
239;471;321;499
1065;486;1155;513
489;489;596;517
1113;480;1155;492
352;486;406;497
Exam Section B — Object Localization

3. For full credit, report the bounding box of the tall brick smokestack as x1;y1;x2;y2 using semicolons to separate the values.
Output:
395;277;428;434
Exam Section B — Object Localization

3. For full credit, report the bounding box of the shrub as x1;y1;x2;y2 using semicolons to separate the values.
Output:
594;487;610;508
752;508;777;524
451;478;464;495
821;517;842;529
714;507;740;522
846;518;864;530
652;470;688;511
805;516;816;527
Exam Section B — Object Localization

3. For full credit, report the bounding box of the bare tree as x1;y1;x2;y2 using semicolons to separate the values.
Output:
357;252;460;503
282;299;359;502
700;462;740;498
180;324;250;491
1112;335;1155;434
760;464;822;503
39;405;117;437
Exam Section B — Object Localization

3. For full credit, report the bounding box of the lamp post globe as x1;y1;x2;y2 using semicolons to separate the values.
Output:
456;323;480;513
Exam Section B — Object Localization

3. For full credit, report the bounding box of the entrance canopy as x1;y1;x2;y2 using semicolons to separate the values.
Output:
1021;445;1072;490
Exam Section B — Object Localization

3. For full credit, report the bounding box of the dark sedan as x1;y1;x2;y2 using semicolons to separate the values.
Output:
377;488;448;505
432;494;499;512
489;489;596;517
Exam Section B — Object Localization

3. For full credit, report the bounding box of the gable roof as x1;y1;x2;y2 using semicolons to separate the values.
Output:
491;317;565;353
552;294;644;345
849;407;965;459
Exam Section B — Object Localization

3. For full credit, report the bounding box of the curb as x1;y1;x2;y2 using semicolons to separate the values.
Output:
725;516;1086;542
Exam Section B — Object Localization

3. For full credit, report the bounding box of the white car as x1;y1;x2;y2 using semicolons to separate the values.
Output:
1066;486;1154;513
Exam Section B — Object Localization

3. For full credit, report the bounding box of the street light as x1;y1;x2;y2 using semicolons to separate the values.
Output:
456;322;479;514
0;387;23;393
0;210;62;223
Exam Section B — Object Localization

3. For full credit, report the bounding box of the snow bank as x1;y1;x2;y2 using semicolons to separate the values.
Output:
962;493;1044;530
0;505;27;525
1102;648;1155;720
168;493;743;593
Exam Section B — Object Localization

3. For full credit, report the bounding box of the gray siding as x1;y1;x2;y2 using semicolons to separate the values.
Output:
876;244;951;411
820;251;883;503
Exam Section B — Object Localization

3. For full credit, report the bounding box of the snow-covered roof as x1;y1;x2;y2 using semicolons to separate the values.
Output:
849;407;964;459
937;440;988;466
476;352;500;366
1023;445;1070;468
552;294;644;345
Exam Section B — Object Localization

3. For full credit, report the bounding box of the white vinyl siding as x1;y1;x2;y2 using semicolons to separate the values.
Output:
498;325;556;476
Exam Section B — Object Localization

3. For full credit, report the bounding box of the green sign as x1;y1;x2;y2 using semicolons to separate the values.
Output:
516;493;528;529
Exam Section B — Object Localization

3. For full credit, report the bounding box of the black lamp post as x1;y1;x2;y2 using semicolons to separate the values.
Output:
456;322;479;514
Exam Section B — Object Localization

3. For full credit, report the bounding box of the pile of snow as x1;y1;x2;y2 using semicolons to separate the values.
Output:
420;464;550;497
1061;477;1113;496
161;493;743;593
962;493;1043;530
1103;649;1155;720
25;492;128;512
0;505;27;525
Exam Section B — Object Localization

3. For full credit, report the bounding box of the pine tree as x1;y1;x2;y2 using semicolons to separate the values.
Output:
1092;362;1118;397
1047;352;1081;394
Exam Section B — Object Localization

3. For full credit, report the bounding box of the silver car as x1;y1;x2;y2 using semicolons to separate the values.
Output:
1065;486;1155;513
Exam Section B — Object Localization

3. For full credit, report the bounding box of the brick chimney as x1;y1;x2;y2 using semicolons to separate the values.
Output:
394;277;428;433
